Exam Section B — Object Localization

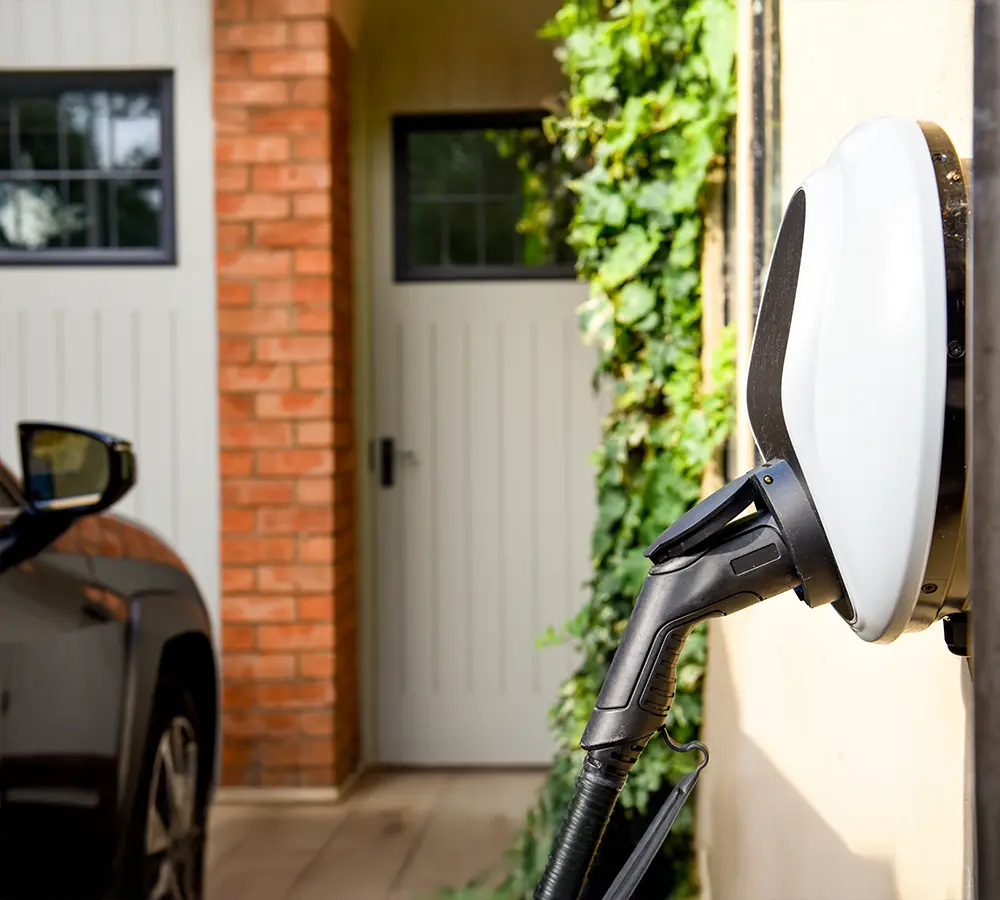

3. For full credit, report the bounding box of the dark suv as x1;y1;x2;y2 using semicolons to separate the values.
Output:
0;421;218;900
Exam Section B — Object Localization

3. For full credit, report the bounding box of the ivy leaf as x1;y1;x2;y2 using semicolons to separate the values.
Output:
700;0;737;91
616;281;657;325
597;225;660;290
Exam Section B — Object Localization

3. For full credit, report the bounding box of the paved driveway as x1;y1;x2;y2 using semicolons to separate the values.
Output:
206;769;546;900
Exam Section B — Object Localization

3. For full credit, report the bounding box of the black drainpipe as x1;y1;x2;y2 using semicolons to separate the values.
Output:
973;1;1000;896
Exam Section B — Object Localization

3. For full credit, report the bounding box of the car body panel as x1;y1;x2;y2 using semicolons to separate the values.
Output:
0;461;217;899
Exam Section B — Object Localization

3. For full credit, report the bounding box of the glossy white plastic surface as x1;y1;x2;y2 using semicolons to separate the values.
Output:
757;117;947;643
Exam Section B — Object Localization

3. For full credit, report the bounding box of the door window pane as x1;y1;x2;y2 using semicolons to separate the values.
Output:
394;112;577;281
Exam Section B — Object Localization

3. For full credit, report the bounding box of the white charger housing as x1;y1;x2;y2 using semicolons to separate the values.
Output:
747;117;969;643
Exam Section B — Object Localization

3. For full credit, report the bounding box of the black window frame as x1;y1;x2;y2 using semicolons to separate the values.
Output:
392;109;578;283
0;69;177;267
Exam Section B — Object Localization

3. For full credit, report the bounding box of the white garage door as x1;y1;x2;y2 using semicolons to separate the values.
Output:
0;0;219;631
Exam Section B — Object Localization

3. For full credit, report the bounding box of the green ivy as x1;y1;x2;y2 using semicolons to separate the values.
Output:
438;1;737;897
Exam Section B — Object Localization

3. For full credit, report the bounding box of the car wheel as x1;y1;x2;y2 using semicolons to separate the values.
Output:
125;679;207;900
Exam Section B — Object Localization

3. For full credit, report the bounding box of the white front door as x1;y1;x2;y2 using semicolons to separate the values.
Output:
370;115;604;765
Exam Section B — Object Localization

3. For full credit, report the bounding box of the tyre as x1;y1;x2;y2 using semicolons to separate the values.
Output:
121;677;208;900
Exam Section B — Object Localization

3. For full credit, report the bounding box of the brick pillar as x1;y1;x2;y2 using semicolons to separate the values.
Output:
213;0;357;788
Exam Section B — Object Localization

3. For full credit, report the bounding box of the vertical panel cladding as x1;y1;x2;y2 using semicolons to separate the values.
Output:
214;0;357;788
0;0;221;809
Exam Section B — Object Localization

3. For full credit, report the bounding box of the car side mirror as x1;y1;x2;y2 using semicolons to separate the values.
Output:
18;422;136;516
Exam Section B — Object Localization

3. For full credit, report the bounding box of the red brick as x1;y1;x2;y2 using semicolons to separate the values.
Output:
300;766;337;787
250;50;328;76
255;392;332;420
219;308;291;335
298;596;333;622
257;449;333;476
216;106;250;134
221;451;255;477
217;192;291;221
300;712;334;737
255;220;331;248
257;565;333;593
216;22;289;49
219;422;294;449
223;624;256;651
258;507;332;534
224;682;256;709
293;194;330;219
296;478;332;505
252;164;330;192
257;336;331;363
290;19;328;47
295;363;332;390
260;737;333;766
223;567;257;593
223;508;256;533
223;741;255;768
297;307;332;332
260;768;300;787
298;536;332;562
224;595;297;623
215;79;289;106
294;249;332;275
293;135;330;160
216;135;290;164
220;363;293;392
295;421;332;448
224;710;299;737
221;538;297;564
257;679;334;708
219;337;253;363
290;78;328;104
215;0;249;21
220;394;254;421
216;50;250;77
250;108;329;134
258;622;333;652
252;0;331;19
223;479;296;506
216;165;250;192
291;278;331;304
217;222;250;250
224;652;296;681
218;249;292;278
219;282;253;307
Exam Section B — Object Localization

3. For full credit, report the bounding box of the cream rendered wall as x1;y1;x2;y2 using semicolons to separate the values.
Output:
698;3;974;900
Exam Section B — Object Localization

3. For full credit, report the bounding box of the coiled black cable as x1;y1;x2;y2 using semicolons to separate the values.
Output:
532;758;627;900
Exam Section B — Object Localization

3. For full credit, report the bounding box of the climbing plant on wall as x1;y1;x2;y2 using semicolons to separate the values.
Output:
443;1;738;897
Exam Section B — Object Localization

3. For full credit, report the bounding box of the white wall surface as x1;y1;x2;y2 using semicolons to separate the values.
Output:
0;0;220;632
698;2;974;899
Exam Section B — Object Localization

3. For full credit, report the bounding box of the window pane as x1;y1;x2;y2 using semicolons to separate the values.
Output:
0;102;10;170
482;133;522;195
60;92;98;171
397;115;579;278
0;179;86;250
409;200;444;268
0;75;172;258
110;91;161;171
483;199;517;265
408;130;482;197
445;201;479;265
66;178;108;248
16;98;60;171
113;178;162;248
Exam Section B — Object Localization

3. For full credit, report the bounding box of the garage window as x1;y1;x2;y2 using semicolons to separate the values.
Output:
393;111;578;282
0;71;175;265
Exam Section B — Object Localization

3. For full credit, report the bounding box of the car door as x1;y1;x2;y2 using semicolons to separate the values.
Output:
0;462;130;899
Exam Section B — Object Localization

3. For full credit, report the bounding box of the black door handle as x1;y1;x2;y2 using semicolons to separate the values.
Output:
379;437;395;488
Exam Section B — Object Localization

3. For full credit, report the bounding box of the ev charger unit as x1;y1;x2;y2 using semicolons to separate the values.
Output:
533;117;971;900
